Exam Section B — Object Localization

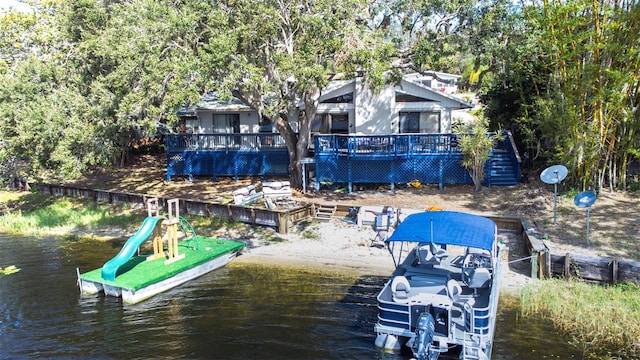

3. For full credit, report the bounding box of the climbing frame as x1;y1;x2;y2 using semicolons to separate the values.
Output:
146;197;165;262
163;199;185;265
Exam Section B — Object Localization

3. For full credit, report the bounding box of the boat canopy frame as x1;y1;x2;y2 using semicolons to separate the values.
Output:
385;211;498;267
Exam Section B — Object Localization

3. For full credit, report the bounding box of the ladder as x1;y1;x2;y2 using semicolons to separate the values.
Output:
315;204;337;221
461;333;488;360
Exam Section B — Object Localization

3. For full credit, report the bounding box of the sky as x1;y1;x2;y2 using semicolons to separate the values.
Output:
0;0;33;13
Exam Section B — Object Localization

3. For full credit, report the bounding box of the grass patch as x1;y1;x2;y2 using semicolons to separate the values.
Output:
292;220;319;240
185;214;287;243
185;214;241;232
0;191;142;235
521;278;640;359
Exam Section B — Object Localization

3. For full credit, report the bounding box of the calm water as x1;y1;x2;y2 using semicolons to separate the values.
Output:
0;234;587;359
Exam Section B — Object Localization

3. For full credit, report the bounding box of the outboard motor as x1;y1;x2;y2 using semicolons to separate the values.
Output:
412;312;436;360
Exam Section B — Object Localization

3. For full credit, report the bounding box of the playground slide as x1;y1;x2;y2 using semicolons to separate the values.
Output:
101;216;164;281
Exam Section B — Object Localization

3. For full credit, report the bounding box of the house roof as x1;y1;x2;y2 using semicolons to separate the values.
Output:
178;93;254;116
317;76;473;110
178;72;472;116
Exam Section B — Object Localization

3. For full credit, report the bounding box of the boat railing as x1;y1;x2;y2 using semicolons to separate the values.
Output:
464;256;501;355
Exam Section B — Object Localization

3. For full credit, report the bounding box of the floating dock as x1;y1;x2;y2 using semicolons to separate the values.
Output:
78;198;245;304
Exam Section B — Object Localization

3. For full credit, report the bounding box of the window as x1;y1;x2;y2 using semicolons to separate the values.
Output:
312;113;349;134
330;114;349;134
399;112;441;133
399;112;420;133
321;93;353;103
212;114;240;133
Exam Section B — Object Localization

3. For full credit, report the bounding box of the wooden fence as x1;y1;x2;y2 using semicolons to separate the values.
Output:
495;214;640;284
39;184;313;234
546;252;640;284
485;215;549;280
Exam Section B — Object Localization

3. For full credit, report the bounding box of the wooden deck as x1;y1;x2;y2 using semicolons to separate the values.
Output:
164;132;521;187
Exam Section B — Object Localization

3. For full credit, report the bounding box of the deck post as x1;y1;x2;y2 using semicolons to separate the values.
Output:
277;212;287;234
563;253;572;277
438;159;444;190
531;250;539;279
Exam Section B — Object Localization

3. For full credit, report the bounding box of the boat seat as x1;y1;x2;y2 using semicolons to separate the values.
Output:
467;267;492;297
415;242;448;266
447;279;463;302
462;253;492;284
430;242;448;263
391;276;411;303
414;245;432;265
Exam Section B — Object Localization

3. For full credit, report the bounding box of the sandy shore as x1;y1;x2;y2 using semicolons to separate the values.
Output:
225;217;535;294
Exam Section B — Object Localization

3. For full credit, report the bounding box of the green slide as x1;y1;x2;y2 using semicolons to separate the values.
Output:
101;216;164;281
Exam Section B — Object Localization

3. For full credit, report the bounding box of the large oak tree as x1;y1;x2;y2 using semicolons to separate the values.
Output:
217;0;394;187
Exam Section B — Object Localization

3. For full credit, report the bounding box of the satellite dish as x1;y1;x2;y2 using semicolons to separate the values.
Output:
540;165;568;184
574;190;596;246
540;164;568;225
574;190;596;208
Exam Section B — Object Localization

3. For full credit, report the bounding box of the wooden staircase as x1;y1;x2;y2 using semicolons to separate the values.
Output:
314;204;337;221
485;149;520;186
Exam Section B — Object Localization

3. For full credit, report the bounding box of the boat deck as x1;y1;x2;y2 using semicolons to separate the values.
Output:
376;247;496;339
79;237;244;291
393;252;491;308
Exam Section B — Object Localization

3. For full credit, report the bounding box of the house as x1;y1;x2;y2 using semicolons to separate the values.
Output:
312;75;472;136
177;74;473;136
177;94;272;134
167;74;520;188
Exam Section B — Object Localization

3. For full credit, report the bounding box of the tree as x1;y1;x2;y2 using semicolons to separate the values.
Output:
373;0;521;90
0;0;395;185
218;0;394;187
515;0;640;190
0;0;233;178
453;117;501;191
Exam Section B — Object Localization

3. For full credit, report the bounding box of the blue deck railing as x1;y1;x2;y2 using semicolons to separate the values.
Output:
165;133;286;152
165;133;519;188
312;134;469;190
314;134;460;157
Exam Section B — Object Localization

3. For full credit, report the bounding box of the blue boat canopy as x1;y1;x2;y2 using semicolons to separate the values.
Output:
386;211;497;251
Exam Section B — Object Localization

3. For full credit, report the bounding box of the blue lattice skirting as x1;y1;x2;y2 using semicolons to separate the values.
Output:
315;154;472;189
166;150;290;181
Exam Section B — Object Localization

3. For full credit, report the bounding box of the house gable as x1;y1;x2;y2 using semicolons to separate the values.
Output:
315;76;472;135
397;78;471;109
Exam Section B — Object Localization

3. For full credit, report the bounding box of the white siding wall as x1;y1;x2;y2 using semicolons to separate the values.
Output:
354;77;396;134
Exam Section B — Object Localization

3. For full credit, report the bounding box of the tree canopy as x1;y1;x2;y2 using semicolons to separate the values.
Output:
0;0;638;192
482;0;640;191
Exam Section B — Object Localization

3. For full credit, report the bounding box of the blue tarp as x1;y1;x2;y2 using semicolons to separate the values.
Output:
386;211;497;251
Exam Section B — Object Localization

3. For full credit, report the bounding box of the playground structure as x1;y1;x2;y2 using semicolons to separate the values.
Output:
100;197;192;281
79;198;245;304
146;198;185;265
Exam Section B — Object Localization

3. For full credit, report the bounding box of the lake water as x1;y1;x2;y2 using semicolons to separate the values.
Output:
0;234;587;359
